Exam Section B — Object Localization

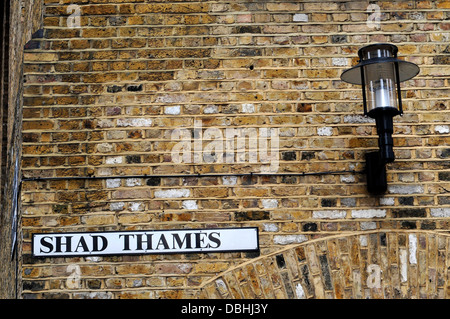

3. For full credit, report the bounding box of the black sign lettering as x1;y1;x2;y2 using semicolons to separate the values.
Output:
75;236;89;252
195;232;208;249
208;232;221;248
40;236;53;253
119;234;134;251
32;228;258;257
92;235;108;252
172;233;192;250
156;234;169;250
55;236;72;253
136;234;153;250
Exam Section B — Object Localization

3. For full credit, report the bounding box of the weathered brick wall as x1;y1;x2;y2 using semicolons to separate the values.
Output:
198;230;450;299
0;0;43;299
20;0;449;298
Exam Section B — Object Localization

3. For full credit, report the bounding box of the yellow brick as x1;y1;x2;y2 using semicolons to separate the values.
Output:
24;53;58;62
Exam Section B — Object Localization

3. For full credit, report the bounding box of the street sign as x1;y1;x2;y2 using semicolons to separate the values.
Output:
32;227;259;257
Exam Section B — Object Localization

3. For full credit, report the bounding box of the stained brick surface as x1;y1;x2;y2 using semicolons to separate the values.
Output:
19;0;450;298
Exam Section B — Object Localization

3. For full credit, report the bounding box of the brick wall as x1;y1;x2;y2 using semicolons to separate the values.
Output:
0;0;43;299
20;0;449;298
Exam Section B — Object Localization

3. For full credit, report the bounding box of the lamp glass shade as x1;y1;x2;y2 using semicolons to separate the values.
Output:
363;62;398;115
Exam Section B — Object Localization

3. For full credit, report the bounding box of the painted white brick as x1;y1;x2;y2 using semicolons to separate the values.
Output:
435;125;449;134
351;209;386;218
380;197;395;206
105;156;122;164
154;189;190;198
340;175;355;183
332;57;348;66
117;118;152;127
274;234;307;245
400;249;408;283
430;208;450;217
129;202;144;211
242;103;255;113
388;184;424;194
106;178;121;188
97;119;114;128
110;202;125;211
312;210;346;219
263;223;279;232
344;115;374;124
262;199;278;209
126;178;142;187
360;221;377;230
204;105;219;114
182;200;198;210
295;283;306;299
222;176;237;185
164;105;181;115
317;126;333;136
293;13;308;22
409;234;417;264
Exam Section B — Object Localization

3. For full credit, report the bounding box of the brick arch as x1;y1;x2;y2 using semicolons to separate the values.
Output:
197;230;450;299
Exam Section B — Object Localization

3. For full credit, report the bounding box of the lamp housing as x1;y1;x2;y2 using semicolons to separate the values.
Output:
341;43;419;118
341;43;419;194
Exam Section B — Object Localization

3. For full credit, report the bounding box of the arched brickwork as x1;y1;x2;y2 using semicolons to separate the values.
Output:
197;230;450;299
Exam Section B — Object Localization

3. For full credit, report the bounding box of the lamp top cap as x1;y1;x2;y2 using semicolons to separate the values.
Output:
358;43;398;61
341;43;419;85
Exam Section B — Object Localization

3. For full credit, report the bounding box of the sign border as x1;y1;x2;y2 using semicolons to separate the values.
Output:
32;227;260;258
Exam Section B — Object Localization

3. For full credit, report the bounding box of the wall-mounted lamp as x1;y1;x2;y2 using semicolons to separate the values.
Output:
341;43;419;194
